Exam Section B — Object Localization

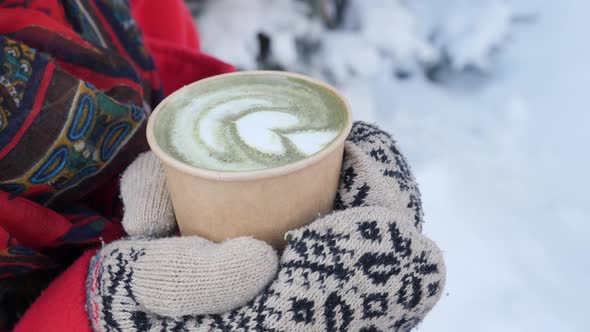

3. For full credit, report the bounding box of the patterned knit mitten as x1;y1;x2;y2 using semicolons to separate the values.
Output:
87;122;446;332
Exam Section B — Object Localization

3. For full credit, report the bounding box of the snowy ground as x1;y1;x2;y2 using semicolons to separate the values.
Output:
405;2;590;331
195;1;590;330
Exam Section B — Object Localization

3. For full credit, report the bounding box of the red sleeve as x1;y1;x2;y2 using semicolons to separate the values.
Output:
13;251;97;332
129;0;235;96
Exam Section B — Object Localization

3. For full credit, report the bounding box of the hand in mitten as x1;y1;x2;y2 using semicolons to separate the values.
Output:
100;152;280;317
87;122;446;332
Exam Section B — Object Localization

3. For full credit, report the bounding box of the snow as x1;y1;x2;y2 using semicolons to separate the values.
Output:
193;0;590;330
409;2;590;330
196;0;315;70
408;0;518;71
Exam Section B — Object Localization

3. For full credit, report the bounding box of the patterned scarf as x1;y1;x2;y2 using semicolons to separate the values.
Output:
0;0;163;327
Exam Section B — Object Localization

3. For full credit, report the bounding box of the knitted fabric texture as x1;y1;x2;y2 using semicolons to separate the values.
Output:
87;122;446;331
121;152;176;237
118;151;279;316
89;236;278;317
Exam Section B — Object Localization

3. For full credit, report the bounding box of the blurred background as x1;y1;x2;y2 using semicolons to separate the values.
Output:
187;0;589;331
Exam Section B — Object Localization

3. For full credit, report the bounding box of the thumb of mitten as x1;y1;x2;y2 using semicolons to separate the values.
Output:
120;151;176;237
339;122;424;231
89;236;279;318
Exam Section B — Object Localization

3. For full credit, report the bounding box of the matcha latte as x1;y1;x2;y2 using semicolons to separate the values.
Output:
153;73;349;171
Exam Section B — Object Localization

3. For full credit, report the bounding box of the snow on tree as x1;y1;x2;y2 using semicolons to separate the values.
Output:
187;0;529;119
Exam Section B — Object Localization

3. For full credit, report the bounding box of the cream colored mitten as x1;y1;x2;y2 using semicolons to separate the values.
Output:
89;236;278;317
95;151;279;317
87;122;446;331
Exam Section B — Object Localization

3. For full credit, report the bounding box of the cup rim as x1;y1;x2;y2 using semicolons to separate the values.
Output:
146;70;353;181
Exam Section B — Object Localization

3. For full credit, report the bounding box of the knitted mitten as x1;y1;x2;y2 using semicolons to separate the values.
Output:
89;236;278;317
87;122;446;332
98;151;280;316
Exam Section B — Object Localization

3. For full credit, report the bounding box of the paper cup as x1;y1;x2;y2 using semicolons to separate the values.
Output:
146;71;353;249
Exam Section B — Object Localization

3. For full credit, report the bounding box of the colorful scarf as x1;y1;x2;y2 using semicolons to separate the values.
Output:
0;0;233;328
0;0;161;279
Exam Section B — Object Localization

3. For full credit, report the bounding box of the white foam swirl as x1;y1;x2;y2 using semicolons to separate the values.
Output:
160;76;345;171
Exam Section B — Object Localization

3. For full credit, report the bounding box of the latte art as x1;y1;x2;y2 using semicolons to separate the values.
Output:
154;74;347;171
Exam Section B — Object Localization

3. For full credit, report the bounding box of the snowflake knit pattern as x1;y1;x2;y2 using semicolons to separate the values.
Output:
87;122;446;331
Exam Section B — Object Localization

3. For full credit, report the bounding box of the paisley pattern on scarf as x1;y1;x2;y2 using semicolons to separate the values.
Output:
0;79;146;205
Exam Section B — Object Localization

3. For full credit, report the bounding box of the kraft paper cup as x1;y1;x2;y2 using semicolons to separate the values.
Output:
146;71;353;249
